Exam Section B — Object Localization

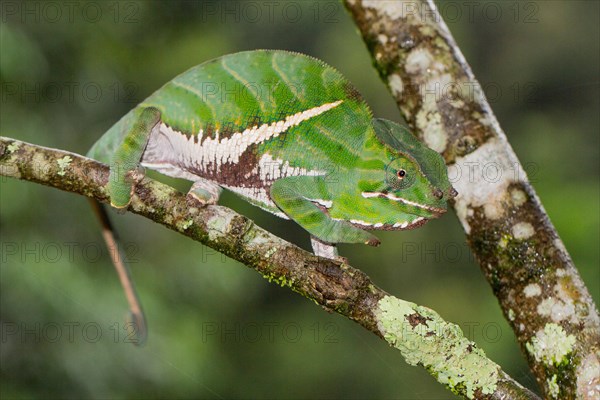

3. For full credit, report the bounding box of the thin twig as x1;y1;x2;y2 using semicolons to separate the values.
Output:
0;136;539;399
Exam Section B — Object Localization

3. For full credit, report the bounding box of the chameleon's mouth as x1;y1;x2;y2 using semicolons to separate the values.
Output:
361;192;447;216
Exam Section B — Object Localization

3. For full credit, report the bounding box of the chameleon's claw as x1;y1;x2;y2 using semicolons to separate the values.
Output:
366;238;381;247
110;200;129;210
333;255;349;264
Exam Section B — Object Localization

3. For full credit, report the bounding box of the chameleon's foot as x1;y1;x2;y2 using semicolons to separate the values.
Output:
186;179;222;208
366;237;381;247
333;255;349;264
109;165;146;213
109;166;147;214
107;107;161;210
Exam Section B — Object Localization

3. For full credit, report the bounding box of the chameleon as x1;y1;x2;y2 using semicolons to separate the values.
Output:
87;50;457;343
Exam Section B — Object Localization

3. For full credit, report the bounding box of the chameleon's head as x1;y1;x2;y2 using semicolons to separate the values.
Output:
357;119;457;230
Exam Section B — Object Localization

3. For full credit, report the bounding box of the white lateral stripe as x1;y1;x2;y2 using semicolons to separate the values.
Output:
257;153;325;182
162;100;343;170
361;191;443;213
307;198;333;208
393;221;409;228
340;217;424;229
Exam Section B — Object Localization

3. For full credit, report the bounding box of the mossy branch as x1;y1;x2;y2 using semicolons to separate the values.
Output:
0;136;539;399
343;1;599;398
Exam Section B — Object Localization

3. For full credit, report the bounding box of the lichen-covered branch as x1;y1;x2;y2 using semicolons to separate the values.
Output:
343;1;600;398
0;136;539;399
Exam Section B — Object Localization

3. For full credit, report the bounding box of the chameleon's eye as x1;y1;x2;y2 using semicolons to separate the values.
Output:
386;158;415;190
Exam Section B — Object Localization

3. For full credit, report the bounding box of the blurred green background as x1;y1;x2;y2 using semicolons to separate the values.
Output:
1;1;598;398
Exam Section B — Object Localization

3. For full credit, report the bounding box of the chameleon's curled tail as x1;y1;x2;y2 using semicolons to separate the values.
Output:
88;198;147;345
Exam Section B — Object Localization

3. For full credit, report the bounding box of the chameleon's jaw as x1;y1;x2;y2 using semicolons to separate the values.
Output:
361;191;447;215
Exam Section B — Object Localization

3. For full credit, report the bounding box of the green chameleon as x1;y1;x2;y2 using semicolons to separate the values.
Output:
87;50;457;343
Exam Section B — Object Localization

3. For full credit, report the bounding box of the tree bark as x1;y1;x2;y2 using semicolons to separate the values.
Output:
343;1;600;399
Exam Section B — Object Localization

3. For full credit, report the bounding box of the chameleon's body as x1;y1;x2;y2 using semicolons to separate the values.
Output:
89;50;456;257
87;50;456;342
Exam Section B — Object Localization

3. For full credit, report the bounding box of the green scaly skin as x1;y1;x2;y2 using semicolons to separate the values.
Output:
88;50;457;256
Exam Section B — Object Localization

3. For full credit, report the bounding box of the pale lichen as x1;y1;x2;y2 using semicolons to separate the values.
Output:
547;374;560;398
454;200;470;233
512;222;534;240
418;24;435;38
375;296;499;398
419;112;447;153
414;72;453;153
483;202;503;220
510;188;527;207
535;280;579;324
56;155;72;176
264;247;277;258
406;48;434;74
449;138;524;231
525;323;576;367
576;354;600;399
508;309;515;321
523;283;542;298
179;219;194;231
388;74;404;97
537;297;575;323
362;0;406;20
7;142;20;153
